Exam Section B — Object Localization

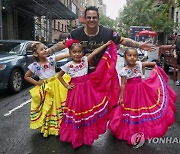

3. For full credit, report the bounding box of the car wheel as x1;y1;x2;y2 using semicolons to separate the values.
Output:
160;57;169;73
8;69;23;93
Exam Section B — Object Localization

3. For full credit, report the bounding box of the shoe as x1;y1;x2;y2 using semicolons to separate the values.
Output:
142;75;145;79
175;80;180;86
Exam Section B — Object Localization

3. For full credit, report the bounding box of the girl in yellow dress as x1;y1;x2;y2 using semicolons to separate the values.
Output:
24;42;71;137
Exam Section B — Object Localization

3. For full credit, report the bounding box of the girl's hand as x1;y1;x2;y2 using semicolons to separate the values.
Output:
66;84;74;90
37;80;43;86
118;97;123;104
105;40;112;46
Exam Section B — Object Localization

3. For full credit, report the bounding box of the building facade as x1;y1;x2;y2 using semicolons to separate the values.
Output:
0;0;78;45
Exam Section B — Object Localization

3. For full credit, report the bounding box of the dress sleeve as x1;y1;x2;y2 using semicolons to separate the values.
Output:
119;67;127;77
49;55;56;65
60;62;70;73
28;63;35;73
82;56;88;66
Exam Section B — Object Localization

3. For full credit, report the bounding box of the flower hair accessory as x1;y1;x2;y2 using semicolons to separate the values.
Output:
65;39;79;48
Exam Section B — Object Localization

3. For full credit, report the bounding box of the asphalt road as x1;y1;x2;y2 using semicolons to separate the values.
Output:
0;51;179;154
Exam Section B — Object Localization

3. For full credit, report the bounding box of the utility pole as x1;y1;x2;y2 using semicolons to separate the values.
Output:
0;0;3;40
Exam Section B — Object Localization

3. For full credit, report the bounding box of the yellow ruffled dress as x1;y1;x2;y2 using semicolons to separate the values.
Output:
30;74;71;137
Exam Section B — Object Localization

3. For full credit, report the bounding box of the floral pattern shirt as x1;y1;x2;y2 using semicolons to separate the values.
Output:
28;55;56;79
119;61;143;79
61;56;88;78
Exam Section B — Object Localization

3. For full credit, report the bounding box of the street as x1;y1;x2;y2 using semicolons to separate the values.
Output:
0;51;180;154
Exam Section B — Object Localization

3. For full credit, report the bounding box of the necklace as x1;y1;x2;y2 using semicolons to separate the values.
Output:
84;26;99;37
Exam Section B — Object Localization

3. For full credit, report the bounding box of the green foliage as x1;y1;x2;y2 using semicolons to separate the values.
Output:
114;0;175;37
99;15;115;29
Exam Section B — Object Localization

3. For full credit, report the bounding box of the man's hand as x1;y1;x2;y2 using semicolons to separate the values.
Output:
121;38;156;52
139;41;156;52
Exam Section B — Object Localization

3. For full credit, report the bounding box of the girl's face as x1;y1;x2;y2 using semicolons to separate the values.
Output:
33;44;47;61
124;49;138;66
69;46;84;63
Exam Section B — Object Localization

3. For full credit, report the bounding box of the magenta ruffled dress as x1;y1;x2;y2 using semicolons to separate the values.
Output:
59;43;120;148
108;65;177;144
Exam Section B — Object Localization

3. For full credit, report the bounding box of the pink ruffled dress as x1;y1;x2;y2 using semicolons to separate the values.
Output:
108;62;177;144
59;43;120;148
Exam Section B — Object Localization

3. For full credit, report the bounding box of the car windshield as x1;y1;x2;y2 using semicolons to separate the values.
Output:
0;42;24;55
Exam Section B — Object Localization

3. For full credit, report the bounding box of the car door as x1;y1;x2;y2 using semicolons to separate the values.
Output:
22;42;34;72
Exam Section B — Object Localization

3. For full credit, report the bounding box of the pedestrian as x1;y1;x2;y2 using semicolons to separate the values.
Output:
108;48;177;145
24;41;71;137
47;5;155;110
58;39;116;148
173;33;180;86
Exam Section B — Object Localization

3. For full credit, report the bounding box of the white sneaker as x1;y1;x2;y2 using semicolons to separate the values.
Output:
142;75;145;79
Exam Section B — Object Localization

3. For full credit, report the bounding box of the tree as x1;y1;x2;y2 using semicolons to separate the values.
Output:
99;15;115;29
115;0;175;37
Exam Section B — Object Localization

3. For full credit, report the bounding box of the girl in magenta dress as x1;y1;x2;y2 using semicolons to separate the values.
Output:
108;47;177;145
58;40;120;148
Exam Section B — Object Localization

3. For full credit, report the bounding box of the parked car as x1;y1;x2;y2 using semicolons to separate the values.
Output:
0;40;71;93
158;45;176;73
54;48;71;72
0;40;38;93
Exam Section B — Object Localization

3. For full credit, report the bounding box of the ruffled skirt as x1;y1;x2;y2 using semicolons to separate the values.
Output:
108;65;177;144
59;43;120;148
30;74;71;137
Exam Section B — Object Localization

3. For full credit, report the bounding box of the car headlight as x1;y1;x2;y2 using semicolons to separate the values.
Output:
0;64;6;71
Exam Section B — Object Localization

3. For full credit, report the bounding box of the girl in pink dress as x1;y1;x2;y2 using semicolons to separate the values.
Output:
108;47;177;145
58;39;119;148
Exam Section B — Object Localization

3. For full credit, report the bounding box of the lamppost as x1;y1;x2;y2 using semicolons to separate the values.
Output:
0;0;3;40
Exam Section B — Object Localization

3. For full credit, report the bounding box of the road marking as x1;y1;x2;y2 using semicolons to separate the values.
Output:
4;99;31;117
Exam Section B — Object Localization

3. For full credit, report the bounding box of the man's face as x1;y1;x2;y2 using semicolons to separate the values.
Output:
85;10;99;29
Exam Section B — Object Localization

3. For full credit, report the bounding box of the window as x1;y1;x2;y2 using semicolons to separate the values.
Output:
58;22;60;30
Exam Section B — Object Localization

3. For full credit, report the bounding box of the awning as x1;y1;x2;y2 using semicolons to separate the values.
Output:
14;0;77;20
136;30;157;37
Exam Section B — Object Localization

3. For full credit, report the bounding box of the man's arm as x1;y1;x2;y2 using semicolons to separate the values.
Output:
120;37;155;51
47;41;66;54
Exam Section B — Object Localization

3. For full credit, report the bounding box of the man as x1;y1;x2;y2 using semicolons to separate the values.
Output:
174;33;180;86
48;6;155;73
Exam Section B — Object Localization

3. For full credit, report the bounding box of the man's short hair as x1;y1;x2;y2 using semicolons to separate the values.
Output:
84;6;99;18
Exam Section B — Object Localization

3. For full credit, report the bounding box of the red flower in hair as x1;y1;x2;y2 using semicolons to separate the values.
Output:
65;39;79;48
